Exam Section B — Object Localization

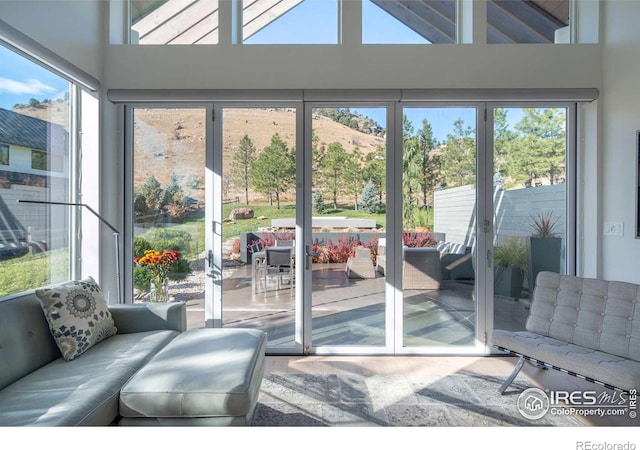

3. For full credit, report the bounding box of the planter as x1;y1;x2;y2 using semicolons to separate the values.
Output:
495;266;524;299
527;237;562;289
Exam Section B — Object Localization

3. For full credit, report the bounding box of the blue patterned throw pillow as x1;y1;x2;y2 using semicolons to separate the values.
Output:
36;277;118;361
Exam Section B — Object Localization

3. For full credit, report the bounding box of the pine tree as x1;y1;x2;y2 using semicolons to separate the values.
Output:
313;189;325;213
361;180;383;214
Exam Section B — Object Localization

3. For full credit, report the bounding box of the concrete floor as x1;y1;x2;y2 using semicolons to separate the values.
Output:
177;262;531;351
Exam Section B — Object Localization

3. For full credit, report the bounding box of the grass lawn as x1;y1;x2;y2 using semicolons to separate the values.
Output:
0;249;68;297
221;202;387;242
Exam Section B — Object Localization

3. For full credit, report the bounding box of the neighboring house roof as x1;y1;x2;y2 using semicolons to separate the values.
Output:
0;107;68;155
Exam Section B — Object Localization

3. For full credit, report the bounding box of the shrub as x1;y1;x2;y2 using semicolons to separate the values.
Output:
402;232;437;248
494;236;527;272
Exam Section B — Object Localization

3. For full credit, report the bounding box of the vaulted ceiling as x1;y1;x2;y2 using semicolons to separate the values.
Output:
130;0;570;45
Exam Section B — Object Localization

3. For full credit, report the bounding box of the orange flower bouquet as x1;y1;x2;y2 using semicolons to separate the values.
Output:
134;249;180;302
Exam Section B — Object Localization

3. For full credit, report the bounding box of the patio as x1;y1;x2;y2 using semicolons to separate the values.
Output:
172;259;531;351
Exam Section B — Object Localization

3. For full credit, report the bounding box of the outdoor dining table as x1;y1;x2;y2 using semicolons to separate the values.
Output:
251;247;295;295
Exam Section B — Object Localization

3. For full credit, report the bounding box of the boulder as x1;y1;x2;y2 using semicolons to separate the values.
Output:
230;208;254;220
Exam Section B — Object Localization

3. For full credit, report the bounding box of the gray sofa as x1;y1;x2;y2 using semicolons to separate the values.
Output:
0;287;266;426
493;271;640;393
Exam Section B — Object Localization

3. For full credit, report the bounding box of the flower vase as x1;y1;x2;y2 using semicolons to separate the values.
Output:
150;277;169;303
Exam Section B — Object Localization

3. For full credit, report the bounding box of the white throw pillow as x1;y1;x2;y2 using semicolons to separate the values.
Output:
36;277;118;361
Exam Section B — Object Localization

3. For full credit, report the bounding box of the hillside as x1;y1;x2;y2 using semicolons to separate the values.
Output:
133;107;385;203
11;103;386;204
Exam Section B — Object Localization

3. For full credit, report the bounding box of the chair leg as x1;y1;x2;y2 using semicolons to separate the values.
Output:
498;356;526;394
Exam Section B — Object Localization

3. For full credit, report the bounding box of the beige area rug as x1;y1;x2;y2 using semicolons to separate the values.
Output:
252;373;585;427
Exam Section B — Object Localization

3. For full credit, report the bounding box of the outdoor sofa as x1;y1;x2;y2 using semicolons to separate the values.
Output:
0;277;266;426
493;271;640;393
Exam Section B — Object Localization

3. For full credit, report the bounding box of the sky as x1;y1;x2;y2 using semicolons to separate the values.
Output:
0;44;70;110
244;0;428;44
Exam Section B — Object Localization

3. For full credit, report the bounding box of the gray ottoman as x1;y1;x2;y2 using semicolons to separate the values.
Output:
118;327;267;426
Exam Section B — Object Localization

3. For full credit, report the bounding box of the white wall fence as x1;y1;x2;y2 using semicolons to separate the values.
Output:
434;184;566;245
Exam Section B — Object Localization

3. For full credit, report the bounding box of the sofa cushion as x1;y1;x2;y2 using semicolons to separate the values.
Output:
119;328;267;421
35;277;117;361
0;329;179;426
526;272;640;362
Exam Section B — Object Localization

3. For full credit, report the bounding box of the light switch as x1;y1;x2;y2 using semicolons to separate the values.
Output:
604;222;624;236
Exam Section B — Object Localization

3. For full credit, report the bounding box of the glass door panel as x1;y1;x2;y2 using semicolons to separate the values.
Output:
309;106;388;348
492;106;568;331
401;107;478;348
131;107;207;329
220;107;298;349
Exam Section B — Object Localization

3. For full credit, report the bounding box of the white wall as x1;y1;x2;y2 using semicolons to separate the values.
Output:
0;0;104;80
600;0;640;284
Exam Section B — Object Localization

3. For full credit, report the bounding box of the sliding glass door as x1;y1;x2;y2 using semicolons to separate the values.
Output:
125;98;575;356
217;105;301;352
490;105;573;332
306;105;390;352
399;106;480;351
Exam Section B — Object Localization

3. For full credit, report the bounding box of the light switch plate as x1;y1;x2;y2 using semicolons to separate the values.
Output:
604;222;624;236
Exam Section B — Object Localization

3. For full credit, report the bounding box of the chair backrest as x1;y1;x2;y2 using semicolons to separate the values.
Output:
266;247;292;267
249;241;263;253
355;247;371;259
527;271;640;362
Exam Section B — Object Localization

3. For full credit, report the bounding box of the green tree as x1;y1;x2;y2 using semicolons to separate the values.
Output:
416;118;441;209
230;134;257;204
344;148;364;210
507;108;566;187
136;176;164;222
321;142;351;210
362;145;386;201
438;118;476;189
361;180;383;214
250;133;295;209
493;108;520;189
402;115;422;228
313;189;325;213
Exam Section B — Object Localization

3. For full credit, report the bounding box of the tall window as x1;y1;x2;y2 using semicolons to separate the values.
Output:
0;44;73;297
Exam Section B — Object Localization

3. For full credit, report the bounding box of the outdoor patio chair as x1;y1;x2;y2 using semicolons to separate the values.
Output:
346;246;375;279
263;247;294;295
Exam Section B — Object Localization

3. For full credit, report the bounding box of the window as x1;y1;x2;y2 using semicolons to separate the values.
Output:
0;43;73;297
0;144;8;165
487;0;570;44
363;0;457;44
241;0;339;44
31;150;47;170
130;0;220;45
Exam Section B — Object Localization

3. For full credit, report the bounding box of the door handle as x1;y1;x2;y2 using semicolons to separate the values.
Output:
305;245;319;270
